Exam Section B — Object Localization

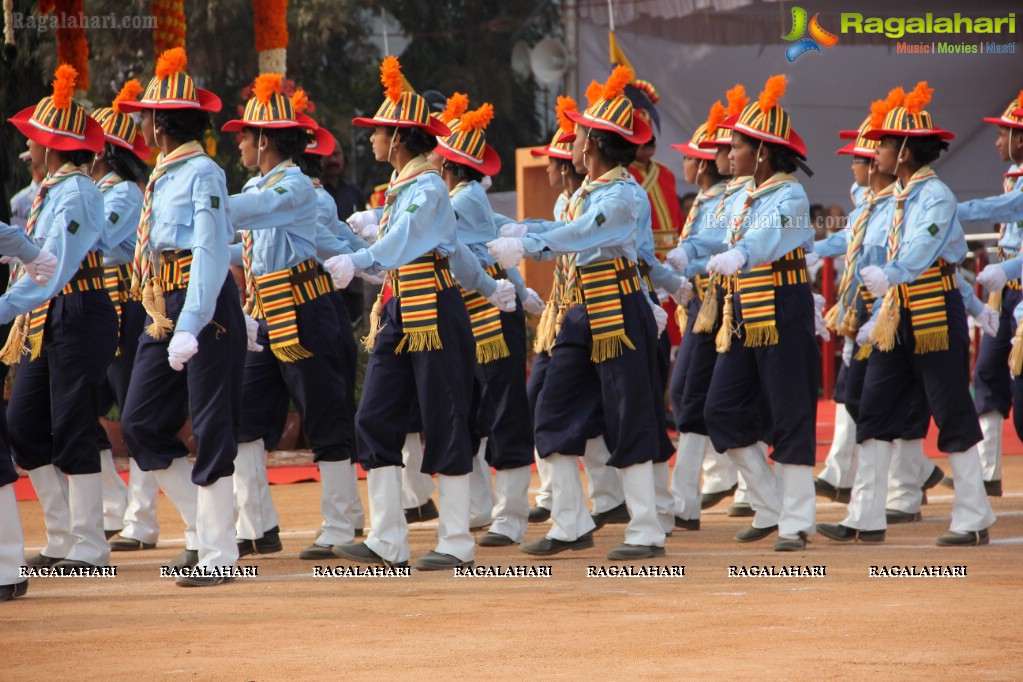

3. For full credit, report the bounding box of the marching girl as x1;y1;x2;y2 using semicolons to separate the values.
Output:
702;75;819;552
2;65;118;569
295;123;369;558
0;216;59;601
663;99;730;531
431;98;538;547
489;65;669;560
962;91;1023;498
840;81;996;547
118;48;248;585
88;82;163;552
324;56;512;571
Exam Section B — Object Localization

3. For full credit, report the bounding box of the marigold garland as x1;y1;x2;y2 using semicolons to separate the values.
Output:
152;0;186;54
40;0;88;91
254;0;288;52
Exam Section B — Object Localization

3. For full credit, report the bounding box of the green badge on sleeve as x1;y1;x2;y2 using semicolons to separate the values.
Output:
210;196;220;209
595;213;606;226
927;223;939;236
407;204;419;214
274;187;287;195
67;220;79;234
109;212;120;224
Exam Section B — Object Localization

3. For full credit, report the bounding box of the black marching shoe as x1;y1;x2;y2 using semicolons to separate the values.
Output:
478;532;515;547
104;529;122;540
520;533;594;556
607;543;665;560
701;484;738;510
591;503;630;530
24;553;63;568
774;532;808;552
109;534;157;551
404;499;439;524
237;525;283;558
817;523;885;543
0;581;28;602
734;525;778;543
414;550;473;571
52;559;103;570
168;549;199;569
886;509;922;524
922;466;945;491
727;503;755;518
528;506;551;523
936;528;990;547
299;544;336;560
814;478;851;504
176;575;235;588
674;517;700;531
332;541;409;568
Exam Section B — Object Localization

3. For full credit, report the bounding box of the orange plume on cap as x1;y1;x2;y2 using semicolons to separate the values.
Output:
585;80;602;108
440;92;469;125
1017;90;1023;107
870;86;905;129
705;100;725;134
757;75;787;113
52;64;78;110
112;79;143;114
155;47;188;79
601;64;634;101
253;73;283;106
291;88;310;114
380;55;404;104
725;84;748;117
555;95;578;134
460;103;494;133
904;81;933;115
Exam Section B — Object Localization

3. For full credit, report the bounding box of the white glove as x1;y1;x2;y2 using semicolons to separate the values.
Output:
706;248;747;277
814;306;830;341
0;255;14;265
522;288;545;315
358;223;379;245
805;251;821;267
976;263;1008;294
23;250;58;285
324;253;356;290
346;209;377;232
813;293;826;313
486;237;526;269
859;265;890;298
244;314;263;352
487;279;517;312
499;222;529;238
975;306;999;338
856;318;875;348
841;340;853;366
665;246;689;274
671;278;694;306
167;331;198;371
357;271;385;286
651;302;668;336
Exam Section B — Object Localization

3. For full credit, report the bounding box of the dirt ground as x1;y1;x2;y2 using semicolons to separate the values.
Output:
3;457;1022;681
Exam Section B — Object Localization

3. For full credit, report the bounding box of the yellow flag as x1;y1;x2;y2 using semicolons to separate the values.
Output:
609;31;632;69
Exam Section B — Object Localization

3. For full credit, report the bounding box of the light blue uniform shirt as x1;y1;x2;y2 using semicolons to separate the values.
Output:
228;162;317;276
851;182;868;211
958;168;1023;257
147;154;233;337
0;172;104;324
312;184;369;261
348;171;497;298
731;180;813;271
0;223;41;263
879;176;966;287
625;175;681;293
679;179;751;262
520;175;639;267
678;180;728;279
98;174;142;267
451;180;527;300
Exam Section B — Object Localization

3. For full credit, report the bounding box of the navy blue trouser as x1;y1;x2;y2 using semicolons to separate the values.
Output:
704;283;820;466
0;322;13;487
356;287;475;476
473;303;534;470
669;292;717;436
97;299;146;450
844;342;931;441
528;348;604;452
239;295;354;463
857;290;981;453
973;284;1021;417
535;291;672;468
120;277;246;486
8;291;118;475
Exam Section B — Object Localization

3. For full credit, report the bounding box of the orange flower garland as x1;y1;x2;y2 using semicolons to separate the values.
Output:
152;0;186;54
39;0;88;91
253;0;288;51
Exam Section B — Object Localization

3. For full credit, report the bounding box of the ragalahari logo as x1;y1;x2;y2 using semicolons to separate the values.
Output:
782;7;839;62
